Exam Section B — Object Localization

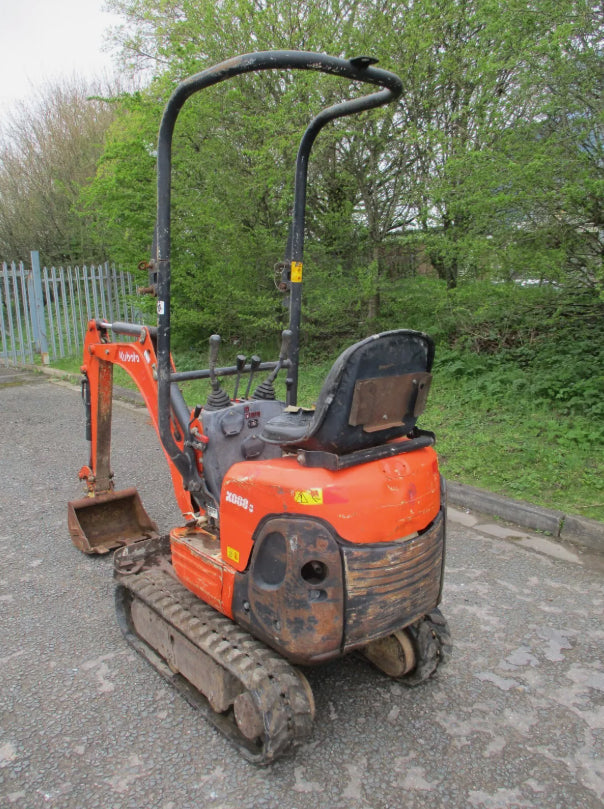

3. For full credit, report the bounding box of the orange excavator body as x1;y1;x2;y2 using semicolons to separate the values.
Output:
67;51;451;764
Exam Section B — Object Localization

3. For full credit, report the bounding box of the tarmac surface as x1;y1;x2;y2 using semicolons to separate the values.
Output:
1;370;603;809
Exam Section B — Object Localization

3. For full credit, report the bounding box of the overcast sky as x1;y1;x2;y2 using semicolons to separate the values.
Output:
0;0;122;114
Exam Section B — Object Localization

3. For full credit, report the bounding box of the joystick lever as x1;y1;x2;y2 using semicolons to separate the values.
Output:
205;334;231;410
252;330;291;400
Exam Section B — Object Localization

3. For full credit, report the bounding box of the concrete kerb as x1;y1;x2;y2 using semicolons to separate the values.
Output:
12;363;604;556
447;480;604;555
446;481;564;535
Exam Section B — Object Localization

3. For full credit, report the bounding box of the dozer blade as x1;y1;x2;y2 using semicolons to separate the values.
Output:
67;487;159;554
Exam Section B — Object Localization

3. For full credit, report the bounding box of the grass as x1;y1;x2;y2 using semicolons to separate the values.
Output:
50;331;604;523
425;374;603;522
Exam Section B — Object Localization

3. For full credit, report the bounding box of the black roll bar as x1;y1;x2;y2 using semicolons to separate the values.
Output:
154;50;403;492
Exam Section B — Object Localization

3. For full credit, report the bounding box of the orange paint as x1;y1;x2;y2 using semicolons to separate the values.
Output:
219;443;440;572
170;526;235;618
80;321;195;518
77;318;442;624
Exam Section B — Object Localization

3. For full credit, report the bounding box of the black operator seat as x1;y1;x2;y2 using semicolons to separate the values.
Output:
260;329;435;456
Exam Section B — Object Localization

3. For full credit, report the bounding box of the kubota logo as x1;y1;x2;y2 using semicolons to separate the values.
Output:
118;350;140;363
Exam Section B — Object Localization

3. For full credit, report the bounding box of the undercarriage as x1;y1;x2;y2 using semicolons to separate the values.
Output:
114;535;451;764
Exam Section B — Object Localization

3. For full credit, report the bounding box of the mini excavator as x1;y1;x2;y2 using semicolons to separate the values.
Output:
68;51;451;764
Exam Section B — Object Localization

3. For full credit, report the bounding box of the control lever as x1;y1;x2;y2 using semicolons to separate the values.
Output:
205;334;231;410
232;354;247;400
208;334;221;389
252;330;292;400
244;355;261;399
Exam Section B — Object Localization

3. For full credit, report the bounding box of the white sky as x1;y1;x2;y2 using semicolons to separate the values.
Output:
0;0;122;114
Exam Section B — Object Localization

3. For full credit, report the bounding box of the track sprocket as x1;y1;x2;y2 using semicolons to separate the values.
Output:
399;608;452;686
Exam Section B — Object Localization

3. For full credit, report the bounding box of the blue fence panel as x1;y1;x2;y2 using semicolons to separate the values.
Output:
0;252;143;366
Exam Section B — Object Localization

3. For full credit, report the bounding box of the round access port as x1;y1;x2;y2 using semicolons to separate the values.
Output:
301;560;328;585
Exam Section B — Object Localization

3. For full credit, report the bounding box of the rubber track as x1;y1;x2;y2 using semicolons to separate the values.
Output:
117;567;314;764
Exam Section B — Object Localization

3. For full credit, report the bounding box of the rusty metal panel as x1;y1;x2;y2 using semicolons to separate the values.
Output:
349;372;432;432
342;508;444;649
232;517;344;665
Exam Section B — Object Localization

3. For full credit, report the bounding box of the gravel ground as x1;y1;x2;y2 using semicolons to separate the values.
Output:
1;374;603;809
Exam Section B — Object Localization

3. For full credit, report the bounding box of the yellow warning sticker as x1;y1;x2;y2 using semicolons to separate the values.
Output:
294;488;323;505
226;546;240;563
291;261;303;283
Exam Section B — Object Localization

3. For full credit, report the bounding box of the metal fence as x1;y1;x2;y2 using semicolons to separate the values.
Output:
0;251;142;366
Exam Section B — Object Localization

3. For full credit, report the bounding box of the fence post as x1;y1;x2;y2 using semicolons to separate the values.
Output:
29;251;50;365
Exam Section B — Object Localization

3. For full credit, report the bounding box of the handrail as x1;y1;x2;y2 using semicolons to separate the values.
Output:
154;51;403;493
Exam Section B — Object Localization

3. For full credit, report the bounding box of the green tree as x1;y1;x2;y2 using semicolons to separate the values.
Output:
91;0;602;343
100;0;418;337
385;0;603;291
80;92;159;267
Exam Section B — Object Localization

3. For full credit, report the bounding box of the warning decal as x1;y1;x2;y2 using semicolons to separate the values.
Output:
294;488;323;505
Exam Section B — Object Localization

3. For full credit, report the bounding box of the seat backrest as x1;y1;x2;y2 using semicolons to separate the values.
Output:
297;329;434;454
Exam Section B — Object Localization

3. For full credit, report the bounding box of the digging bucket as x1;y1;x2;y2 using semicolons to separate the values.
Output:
67;487;159;554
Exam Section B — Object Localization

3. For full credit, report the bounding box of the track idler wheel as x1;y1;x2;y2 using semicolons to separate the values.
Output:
362;608;451;685
233;692;265;741
362;629;416;678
